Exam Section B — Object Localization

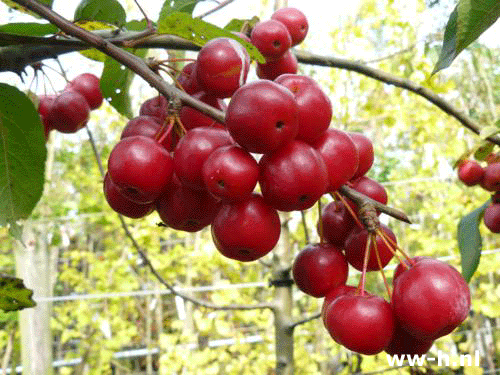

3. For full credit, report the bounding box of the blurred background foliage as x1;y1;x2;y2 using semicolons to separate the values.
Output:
1;0;500;373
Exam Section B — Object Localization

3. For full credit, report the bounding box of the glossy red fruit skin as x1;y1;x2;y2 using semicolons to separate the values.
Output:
156;180;221;232
177;62;201;95
173;127;233;190
65;73;103;110
321;284;357;322
121;115;178;151
139;95;168;124
103;173;154;219
179;91;226;130
202;145;259;202
274;74;332;144
319;201;356;246
50;90;90;133
108;136;174;204
483;203;500;233
271;7;308;46
259;141;328;211
250;19;292;59
351;176;388;206
226;80;299;154
392;256;432;283
344;224;396;272
324;293;395;355
457;160;484;186
211;194;281;262
392;258;470;341
481;162;500;191
312;129;359;191
196;37;250;98
385;323;434;356
349;132;374;180
256;50;298;80
292;243;348;298
38;95;56;137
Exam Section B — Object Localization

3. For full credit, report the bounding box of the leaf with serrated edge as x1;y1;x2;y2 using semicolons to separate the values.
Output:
458;200;490;282
159;0;202;17
74;0;126;27
434;0;500;73
0;84;46;228
0;23;58;37
158;12;265;63
0;275;36;311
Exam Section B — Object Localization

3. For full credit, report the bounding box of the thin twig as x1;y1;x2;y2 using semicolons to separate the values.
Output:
294;50;500;146
85;126;274;312
288;311;321;330
197;0;237;19
338;185;412;224
300;210;310;244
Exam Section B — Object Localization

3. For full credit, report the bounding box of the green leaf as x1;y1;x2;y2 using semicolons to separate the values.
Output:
434;0;500;73
457;200;490;282
0;275;36;311
0;84;46;228
223;17;260;32
75;21;118;62
157;12;265;63
1;0;53;18
100;48;147;118
473;141;494;160
159;0;202;17
0;23;58;37
74;0;126;27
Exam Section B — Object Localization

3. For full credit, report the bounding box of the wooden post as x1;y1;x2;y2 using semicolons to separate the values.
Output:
15;222;54;375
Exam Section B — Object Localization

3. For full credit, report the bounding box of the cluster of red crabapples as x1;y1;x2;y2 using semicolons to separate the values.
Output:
47;7;467;357
458;156;500;233
37;73;103;137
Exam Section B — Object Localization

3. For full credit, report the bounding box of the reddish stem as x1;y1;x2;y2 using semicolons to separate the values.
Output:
357;234;372;296
373;237;392;300
332;192;364;229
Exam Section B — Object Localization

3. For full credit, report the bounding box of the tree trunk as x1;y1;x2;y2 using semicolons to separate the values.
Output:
15;222;54;375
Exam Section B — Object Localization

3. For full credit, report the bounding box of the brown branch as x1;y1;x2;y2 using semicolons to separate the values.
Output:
338;185;412;224
197;0;237;19
288;311;321;330
85;126;273;312
294;50;500;146
10;0;225;124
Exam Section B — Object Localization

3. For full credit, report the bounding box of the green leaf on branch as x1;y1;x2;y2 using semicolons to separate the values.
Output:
75;21;118;62
457;200;490;282
157;12;265;63
100;48;147;118
474;141;494;160
0;275;36;311
159;0;203;17
434;0;500;73
223;17;260;32
1;0;53;18
0;84;46;231
74;0;126;27
0;23;58;37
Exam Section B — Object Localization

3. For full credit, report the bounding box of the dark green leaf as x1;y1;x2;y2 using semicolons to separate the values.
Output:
159;0;202;17
74;0;126;27
474;141;494;160
157;12;265;63
223;17;260;32
0;23;58;37
100;48;147;118
434;0;500;73
0;275;36;311
457;200;490;282
124;19;151;32
0;84;46;228
1;0;53;18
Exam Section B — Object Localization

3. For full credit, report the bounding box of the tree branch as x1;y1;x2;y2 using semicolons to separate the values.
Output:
85;126;274;312
9;0;225;124
197;0;237;19
288;311;321;330
338;185;412;224
293;50;500;146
